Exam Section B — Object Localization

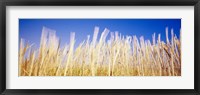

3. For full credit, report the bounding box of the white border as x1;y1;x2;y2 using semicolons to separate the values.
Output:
6;6;194;89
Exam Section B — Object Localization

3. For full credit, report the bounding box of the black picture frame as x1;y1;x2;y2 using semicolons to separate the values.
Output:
0;0;200;95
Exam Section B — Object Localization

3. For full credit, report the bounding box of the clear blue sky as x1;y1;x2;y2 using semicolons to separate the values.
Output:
19;19;181;48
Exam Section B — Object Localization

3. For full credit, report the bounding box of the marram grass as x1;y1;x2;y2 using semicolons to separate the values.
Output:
19;27;181;76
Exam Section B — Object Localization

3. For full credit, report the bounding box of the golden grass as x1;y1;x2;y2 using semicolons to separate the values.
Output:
19;26;181;76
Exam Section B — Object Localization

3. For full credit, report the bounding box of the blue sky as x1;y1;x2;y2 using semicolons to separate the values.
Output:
19;19;181;48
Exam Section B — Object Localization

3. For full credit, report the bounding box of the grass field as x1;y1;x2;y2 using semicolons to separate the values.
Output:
19;26;181;76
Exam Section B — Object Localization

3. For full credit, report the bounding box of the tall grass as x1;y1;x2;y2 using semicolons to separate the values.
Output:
19;26;181;76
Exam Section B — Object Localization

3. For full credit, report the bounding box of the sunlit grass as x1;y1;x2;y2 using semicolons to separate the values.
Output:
19;26;181;76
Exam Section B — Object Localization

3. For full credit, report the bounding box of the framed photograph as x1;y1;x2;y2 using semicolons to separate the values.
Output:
0;0;200;95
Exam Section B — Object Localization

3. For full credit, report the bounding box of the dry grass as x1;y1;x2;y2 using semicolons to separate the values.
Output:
19;26;181;76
